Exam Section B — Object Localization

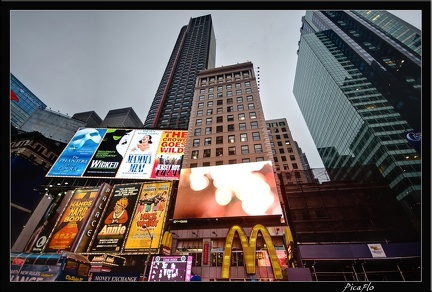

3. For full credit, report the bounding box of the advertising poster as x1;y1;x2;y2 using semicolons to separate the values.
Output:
124;182;171;252
11;262;61;281
173;161;282;219
150;130;187;180
83;129;134;177
90;183;142;253
116;129;162;179
72;183;113;253
44;186;102;252
47;128;107;177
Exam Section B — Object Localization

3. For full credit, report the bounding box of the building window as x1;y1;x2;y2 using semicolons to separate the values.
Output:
235;83;241;88
237;97;243;103
197;110;203;116
237;104;244;111
227;106;233;112
283;164;289;170
198;102;204;108
290;155;296;161
242;158;250;163
239;123;246;130
206;118;212;125
216;161;223;165
280;149;285;154
227;98;233;104
277;141;283;146
204;138;212;146
208;94;214;99
191;150;199;159
196;119;202;126
228;146;236;155
217;107;223;114
208;87;214;92
193;139;200;147
217;100;223;105
217;93;223;98
200;89;205;94
207;109;213;115
216;148;223;156
199;95;205;101
245;81;251;87
217;86;223;91
227;91;232;96
245;88;252;94
238;113;245;120
203;162;210;167
203;149;211;158
208;101;213;107
250;121;258;129
227;115;234;122
256;157;264;162
236;89;242;95
228;124;235;131
226;84;232;90
194;128;201;136
229;159;237;164
241;145;249;154
252;132;260;140
246;95;253;101
240;133;248;142
190;163;198;168
216;136;223;144
248;103;255;110
228;135;235;143
217;116;223;123
205;127;212;134
254;144;263;153
216;126;223;133
292;163;298;169
281;156;287;161
249;112;256;119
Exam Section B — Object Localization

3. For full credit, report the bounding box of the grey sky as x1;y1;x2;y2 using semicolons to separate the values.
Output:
10;10;422;168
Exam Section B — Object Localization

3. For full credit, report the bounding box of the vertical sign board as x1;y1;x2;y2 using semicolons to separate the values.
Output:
90;183;141;253
124;181;172;252
44;186;103;252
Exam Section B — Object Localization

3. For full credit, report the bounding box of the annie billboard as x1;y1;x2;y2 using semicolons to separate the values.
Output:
173;161;282;219
46;128;187;180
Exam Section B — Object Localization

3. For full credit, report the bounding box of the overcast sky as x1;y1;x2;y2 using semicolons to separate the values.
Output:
10;9;422;168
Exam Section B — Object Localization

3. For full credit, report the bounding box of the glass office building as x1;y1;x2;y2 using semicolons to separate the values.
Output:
143;14;216;130
293;11;422;232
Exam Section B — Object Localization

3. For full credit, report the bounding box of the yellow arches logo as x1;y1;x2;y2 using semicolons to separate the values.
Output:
221;224;283;279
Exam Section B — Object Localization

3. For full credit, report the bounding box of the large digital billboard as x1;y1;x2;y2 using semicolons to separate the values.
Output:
173;161;282;219
46;128;187;180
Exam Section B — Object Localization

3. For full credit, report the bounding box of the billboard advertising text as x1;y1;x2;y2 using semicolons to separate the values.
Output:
124;181;171;252
173;161;282;219
46;128;186;180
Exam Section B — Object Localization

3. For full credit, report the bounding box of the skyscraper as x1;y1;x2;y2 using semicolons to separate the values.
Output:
143;14;216;130
293;11;421;232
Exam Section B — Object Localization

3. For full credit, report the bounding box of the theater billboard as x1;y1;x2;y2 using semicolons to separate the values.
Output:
46;128;187;180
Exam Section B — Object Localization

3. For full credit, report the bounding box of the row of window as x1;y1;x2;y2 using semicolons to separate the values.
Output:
192;132;261;147
199;71;251;86
191;144;264;159
193;121;260;136
198;102;255;110
198;95;254;103
195;112;257;125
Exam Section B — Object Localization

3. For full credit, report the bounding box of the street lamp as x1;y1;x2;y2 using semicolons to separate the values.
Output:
142;225;154;281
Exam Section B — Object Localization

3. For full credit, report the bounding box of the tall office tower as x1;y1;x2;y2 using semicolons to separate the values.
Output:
10;73;47;129
99;107;144;128
143;14;216;130
182;62;274;168
293;11;421;232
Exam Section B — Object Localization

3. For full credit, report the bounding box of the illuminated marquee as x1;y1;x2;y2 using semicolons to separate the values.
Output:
221;224;283;280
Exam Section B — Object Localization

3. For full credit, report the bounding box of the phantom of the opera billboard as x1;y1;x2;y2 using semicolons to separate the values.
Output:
173;161;282;219
46;128;186;180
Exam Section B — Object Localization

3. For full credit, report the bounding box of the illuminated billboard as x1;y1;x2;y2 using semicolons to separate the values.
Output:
148;255;193;282
46;128;187;180
173;161;282;219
